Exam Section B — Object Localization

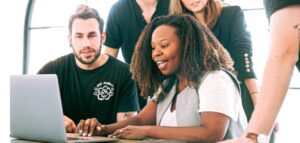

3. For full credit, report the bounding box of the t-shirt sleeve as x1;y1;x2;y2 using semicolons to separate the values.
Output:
117;66;140;112
38;60;57;74
198;70;241;121
104;3;122;49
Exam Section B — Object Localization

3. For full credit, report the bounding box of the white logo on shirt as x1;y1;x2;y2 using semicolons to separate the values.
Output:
93;82;114;101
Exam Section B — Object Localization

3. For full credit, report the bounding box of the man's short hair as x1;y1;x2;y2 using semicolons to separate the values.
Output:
68;4;104;34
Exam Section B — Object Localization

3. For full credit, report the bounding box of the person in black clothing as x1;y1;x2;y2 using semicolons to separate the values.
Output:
104;0;170;109
104;0;170;64
220;0;300;143
38;5;140;135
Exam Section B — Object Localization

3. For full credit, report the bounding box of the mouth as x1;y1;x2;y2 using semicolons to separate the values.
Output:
156;60;168;69
80;49;95;56
191;0;200;6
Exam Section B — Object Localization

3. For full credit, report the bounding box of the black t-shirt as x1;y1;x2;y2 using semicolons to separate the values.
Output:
38;54;140;124
264;0;300;71
104;0;170;63
264;0;300;19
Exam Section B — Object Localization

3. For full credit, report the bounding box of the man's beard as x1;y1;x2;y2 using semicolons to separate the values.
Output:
73;47;101;65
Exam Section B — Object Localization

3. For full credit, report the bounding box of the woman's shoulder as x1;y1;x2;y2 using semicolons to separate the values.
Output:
204;70;230;79
219;5;243;20
109;0;132;14
221;5;243;14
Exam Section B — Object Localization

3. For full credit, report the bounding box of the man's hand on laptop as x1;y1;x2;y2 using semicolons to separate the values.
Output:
77;118;107;137
64;115;77;133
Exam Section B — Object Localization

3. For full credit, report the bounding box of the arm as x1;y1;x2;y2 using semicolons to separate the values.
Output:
218;6;300;143
228;6;256;81
112;71;241;142
111;112;230;142
244;78;259;105
247;6;300;135
78;101;157;136
104;3;122;57
116;111;137;122
229;7;259;105
104;47;119;57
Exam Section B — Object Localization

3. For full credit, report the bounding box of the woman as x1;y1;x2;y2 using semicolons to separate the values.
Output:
169;0;259;122
76;14;247;142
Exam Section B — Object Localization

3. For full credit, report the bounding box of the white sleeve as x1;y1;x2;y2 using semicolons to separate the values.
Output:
197;70;242;122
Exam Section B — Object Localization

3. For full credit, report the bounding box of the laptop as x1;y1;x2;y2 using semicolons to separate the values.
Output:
10;74;119;142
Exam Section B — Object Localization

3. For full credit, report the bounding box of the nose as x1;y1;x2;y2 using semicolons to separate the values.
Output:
152;48;162;59
82;37;91;47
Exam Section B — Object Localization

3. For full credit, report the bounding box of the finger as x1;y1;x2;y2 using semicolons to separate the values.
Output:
64;120;74;133
95;124;106;136
108;129;123;138
82;119;91;136
71;122;77;133
65;124;73;133
88;118;97;136
77;120;85;134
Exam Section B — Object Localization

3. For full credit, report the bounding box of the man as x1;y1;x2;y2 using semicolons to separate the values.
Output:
219;1;300;143
38;5;140;134
104;0;170;108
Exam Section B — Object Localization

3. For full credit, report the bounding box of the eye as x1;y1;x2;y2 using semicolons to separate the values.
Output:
88;33;97;38
151;46;155;51
75;35;83;38
161;44;169;49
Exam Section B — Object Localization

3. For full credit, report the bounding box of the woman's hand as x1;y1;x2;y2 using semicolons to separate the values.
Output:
109;125;149;140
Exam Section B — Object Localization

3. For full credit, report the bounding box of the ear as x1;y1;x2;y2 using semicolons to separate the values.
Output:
101;32;106;44
68;34;72;47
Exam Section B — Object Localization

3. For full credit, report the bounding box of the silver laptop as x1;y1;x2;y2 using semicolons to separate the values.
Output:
10;74;119;142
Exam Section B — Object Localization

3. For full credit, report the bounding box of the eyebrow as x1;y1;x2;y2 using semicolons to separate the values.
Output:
151;39;168;46
74;31;98;35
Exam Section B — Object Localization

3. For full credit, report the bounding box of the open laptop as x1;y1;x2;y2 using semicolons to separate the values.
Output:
10;74;119;142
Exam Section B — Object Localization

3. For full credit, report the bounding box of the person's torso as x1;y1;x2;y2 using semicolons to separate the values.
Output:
155;70;245;140
110;0;170;63
52;54;130;124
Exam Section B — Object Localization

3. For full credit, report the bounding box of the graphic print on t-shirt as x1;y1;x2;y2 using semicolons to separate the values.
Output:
93;81;115;101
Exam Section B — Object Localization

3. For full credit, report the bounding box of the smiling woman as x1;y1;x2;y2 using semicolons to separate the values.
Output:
151;25;181;75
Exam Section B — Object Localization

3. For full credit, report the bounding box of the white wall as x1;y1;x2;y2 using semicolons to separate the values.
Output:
0;0;27;141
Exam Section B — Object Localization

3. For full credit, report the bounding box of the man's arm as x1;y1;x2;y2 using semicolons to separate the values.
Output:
104;46;119;58
117;111;138;122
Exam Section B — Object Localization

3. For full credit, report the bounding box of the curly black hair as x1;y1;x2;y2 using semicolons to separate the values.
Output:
131;14;234;98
